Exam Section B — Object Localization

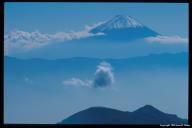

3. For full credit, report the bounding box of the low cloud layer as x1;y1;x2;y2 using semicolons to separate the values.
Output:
4;22;105;55
62;78;92;87
145;35;188;44
62;61;115;88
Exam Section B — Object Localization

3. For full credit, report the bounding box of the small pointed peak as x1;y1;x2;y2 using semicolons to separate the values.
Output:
134;104;164;114
140;104;159;111
86;106;113;111
143;104;155;108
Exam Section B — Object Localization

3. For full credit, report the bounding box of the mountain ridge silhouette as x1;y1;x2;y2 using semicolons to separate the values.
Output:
58;105;188;124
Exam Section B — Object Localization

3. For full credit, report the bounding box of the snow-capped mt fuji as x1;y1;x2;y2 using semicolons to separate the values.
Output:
91;15;143;32
8;15;167;59
90;15;159;41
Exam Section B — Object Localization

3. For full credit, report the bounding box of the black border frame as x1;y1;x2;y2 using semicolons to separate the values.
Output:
2;0;191;128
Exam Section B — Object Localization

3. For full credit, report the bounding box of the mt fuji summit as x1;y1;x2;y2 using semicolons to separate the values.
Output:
91;15;144;31
90;15;159;41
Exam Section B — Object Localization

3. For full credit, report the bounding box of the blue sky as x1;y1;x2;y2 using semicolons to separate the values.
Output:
5;2;188;37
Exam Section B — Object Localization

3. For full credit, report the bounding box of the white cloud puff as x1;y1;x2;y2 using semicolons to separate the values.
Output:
93;61;115;88
145;35;188;44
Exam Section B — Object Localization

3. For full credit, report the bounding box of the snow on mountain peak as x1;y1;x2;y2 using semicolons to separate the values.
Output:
90;15;144;32
108;15;143;28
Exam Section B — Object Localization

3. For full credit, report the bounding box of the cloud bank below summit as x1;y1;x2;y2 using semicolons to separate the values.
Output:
4;22;105;55
5;29;187;55
145;35;188;44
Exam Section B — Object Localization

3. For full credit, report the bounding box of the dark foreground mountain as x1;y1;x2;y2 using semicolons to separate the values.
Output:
58;105;187;124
